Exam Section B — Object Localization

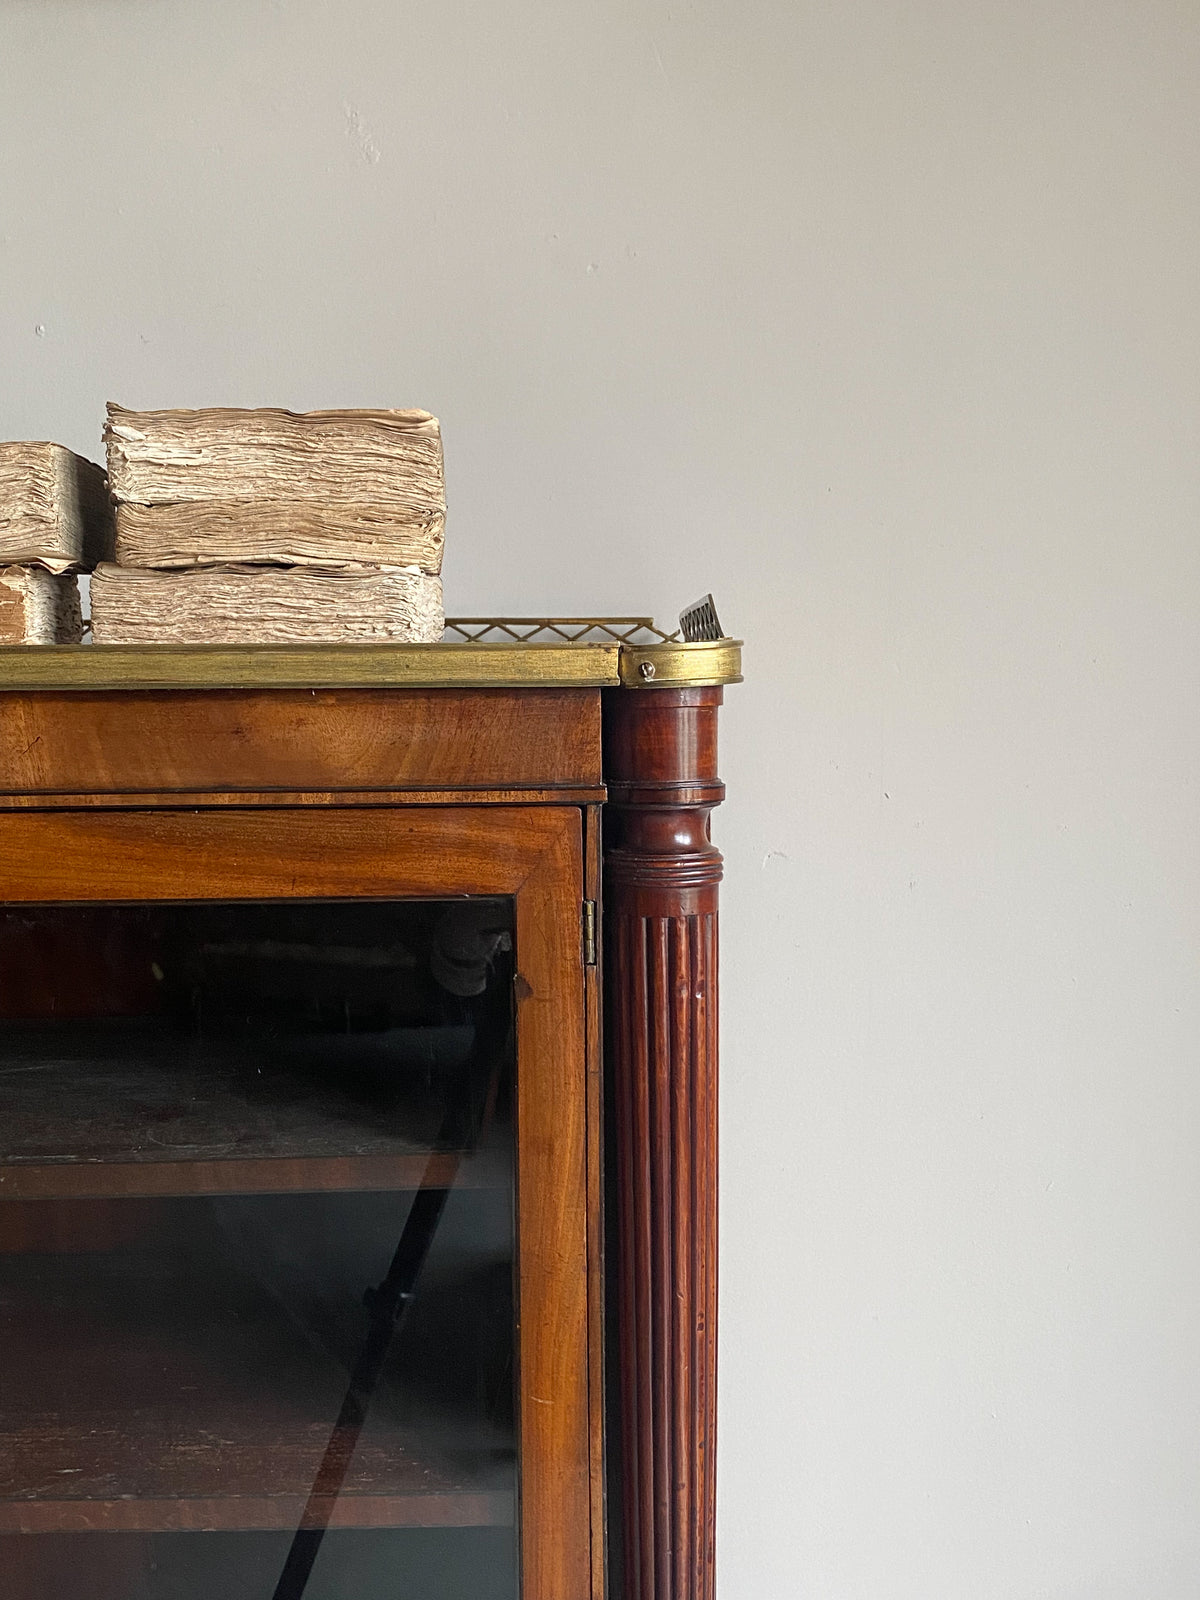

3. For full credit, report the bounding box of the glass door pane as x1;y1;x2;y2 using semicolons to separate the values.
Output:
0;898;518;1600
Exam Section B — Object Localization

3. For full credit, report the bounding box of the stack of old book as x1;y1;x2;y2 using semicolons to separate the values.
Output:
91;404;446;643
0;442;114;643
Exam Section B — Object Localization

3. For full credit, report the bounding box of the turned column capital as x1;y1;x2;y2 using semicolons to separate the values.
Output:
603;685;725;804
603;686;725;905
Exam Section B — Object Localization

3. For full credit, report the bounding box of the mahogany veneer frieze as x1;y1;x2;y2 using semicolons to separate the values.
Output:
0;688;601;796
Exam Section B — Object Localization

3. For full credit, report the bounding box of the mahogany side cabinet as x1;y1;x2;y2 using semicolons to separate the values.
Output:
0;623;740;1600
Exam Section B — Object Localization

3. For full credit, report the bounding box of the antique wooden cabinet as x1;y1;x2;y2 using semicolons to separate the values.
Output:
0;621;739;1600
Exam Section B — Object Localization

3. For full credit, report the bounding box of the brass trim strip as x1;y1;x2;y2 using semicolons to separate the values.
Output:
0;642;620;691
0;636;742;692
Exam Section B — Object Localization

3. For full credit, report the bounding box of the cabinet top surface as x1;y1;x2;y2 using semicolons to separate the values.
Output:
0;624;742;694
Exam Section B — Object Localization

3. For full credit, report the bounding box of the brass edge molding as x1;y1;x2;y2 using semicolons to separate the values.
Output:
616;638;743;689
0;641;622;692
0;634;743;693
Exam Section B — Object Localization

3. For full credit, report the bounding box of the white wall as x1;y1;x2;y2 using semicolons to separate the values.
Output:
3;2;1199;1594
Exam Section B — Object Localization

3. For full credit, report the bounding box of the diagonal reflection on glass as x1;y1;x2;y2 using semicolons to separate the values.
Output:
272;981;512;1600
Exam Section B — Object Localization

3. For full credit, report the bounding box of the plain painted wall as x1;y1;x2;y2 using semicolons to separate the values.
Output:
3;2;1198;1594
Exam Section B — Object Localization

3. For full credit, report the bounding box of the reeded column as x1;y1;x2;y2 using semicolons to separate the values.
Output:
603;686;723;1600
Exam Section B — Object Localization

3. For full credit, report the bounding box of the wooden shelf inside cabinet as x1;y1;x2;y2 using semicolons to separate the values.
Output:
2;1449;511;1536
0;1233;514;1535
0;1020;507;1200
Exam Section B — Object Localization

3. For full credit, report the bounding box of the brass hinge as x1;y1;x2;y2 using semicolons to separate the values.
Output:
582;900;598;967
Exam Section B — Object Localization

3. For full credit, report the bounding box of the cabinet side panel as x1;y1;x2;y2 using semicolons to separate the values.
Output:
584;803;606;1600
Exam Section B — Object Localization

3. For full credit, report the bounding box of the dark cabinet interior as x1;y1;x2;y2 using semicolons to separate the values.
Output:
0;900;519;1600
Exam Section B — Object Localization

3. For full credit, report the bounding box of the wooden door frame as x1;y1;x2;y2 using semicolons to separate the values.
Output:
0;803;594;1600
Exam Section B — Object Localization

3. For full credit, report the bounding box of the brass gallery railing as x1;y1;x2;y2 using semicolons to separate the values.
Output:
0;611;742;692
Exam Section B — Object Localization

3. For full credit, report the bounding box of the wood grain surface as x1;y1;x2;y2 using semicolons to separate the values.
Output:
0;687;601;796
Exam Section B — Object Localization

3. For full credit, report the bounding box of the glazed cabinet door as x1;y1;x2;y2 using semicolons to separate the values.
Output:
0;807;593;1600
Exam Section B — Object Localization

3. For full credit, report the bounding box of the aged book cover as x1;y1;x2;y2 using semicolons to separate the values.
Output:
0;566;83;643
0;443;115;572
104;405;445;573
90;564;444;645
